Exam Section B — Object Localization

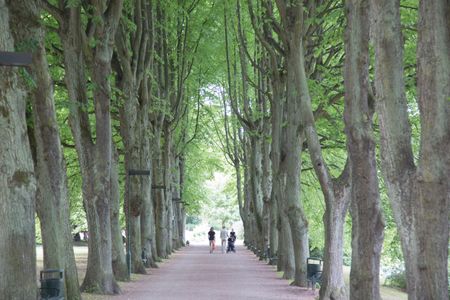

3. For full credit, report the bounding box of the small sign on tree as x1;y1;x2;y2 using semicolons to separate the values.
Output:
0;51;32;67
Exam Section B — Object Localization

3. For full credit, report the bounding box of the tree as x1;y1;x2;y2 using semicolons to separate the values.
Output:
225;0;269;254
344;1;384;299
372;0;450;298
115;0;155;274
7;0;81;298
42;0;124;293
0;1;37;297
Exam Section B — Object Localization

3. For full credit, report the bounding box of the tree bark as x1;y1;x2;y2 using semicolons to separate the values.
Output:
153;131;168;258
171;154;181;250
178;155;187;246
290;6;351;294
115;0;154;274
372;0;450;298
139;82;157;268
261;109;271;259
344;1;384;299
271;0;310;286
413;1;449;298
110;145;128;280
56;1;123;293
0;2;37;298
249;136;264;249
371;0;418;297
163;123;174;255
8;1;81;298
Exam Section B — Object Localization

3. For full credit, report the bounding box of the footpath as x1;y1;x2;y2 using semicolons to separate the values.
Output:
110;245;317;300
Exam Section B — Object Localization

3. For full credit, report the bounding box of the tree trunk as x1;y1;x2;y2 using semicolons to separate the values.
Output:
178;155;186;246
129;215;145;273
121;88;146;275
268;187;278;260
271;0;310;286
0;2;37;298
153;134;168;258
171;154;181;250
139;82;157;268
300;80;350;299
57;2;123;293
261;119;272;259
163;124;173;255
373;0;450;298
7;1;81;298
278;213;295;279
283;46;309;288
412;1;449;298
371;0;418;297
249;136;264;250
344;1;384;299
110;145;128;280
318;169;350;300
293;9;351;294
234;156;247;243
243;157;254;245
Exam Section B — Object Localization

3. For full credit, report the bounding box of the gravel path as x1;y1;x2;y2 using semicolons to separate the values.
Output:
113;245;318;300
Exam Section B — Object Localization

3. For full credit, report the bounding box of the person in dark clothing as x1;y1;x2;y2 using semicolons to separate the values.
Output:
208;227;216;253
227;236;236;253
230;229;236;242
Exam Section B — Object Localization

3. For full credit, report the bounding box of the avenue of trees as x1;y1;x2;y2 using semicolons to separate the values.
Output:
0;0;448;300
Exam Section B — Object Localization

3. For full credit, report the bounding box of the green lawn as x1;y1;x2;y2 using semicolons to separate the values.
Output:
275;266;407;300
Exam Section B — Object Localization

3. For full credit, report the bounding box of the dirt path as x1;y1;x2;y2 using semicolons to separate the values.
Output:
109;245;317;300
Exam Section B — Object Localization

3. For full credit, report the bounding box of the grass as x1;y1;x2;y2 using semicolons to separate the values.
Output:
273;266;407;300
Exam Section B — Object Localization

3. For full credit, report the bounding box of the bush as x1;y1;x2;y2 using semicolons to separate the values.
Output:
384;269;407;290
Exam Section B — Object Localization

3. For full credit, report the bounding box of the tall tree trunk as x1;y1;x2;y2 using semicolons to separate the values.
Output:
344;1;384;299
0;2;37;298
171;154;181;250
371;0;418;297
164;123;173;255
110;145;128;280
283;43;309;289
277;212;295;279
272;0;310;286
267;53;285;267
82;41;120;293
243;155;254;245
153;133;168;258
139;82;157;268
57;1;123;293
234;156;247;242
320;194;349;299
413;1;449;298
178;155;186;246
261;119;272;259
249;136;264;249
372;0;450;298
300;74;351;298
8;1;81;298
121;87;146;275
268;187;278;260
293;9;351;294
115;0;154;274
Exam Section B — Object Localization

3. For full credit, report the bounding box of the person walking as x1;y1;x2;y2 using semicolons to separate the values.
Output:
208;227;216;253
220;226;228;253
